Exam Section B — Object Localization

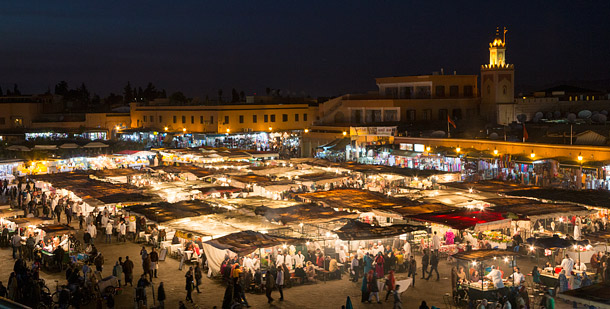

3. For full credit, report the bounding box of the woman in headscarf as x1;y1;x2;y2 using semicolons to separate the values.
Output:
360;270;369;303
375;252;385;278
532;266;541;285
558;269;568;292
384;270;396;301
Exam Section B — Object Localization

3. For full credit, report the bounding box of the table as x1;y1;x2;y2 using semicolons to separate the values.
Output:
313;267;330;282
467;285;509;301
539;272;559;288
169;244;182;256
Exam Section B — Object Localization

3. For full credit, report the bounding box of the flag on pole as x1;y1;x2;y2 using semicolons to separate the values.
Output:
523;124;528;141
448;115;456;128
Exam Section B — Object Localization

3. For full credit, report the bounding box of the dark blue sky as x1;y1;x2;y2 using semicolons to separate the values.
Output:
2;1;609;98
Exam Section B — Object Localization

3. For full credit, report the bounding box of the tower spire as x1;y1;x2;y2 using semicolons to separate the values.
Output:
503;27;507;45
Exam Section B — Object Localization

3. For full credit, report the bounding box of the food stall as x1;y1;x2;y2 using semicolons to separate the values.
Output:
558;283;610;309
451;249;520;302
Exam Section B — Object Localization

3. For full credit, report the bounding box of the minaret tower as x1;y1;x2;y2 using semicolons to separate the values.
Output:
481;27;515;124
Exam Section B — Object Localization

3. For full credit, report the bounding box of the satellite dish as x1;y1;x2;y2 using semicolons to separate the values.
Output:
489;132;499;140
578;110;592;119
431;130;446;138
567;113;577;122
601;110;608;116
553;111;561;119
535;112;543;119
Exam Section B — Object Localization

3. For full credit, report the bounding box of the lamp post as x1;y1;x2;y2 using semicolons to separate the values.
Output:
577;153;583;190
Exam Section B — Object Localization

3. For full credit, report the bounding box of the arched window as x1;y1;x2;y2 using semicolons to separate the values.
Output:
503;85;507;95
487;85;491;94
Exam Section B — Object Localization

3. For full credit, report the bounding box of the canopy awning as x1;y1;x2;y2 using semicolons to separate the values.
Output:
83;142;109;148
39;224;76;237
6;145;30;151
409;210;510;231
255;204;358;225
451;249;519;261
526;235;589;249
558;283;610;309
334;220;426;241
34;145;58;150
204;230;304;256
59;143;80;149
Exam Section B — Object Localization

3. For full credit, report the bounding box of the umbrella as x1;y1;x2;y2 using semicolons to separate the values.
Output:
6;145;30;151
59;143;80;149
83;142;109;148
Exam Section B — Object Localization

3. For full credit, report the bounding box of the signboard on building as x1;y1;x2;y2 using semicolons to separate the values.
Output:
350;126;396;136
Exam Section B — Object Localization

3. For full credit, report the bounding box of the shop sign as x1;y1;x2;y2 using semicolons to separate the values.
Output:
414;144;425;152
399;143;413;151
350;126;396;136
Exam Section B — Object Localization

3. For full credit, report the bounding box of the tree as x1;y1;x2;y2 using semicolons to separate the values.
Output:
13;84;20;95
79;83;90;103
239;90;245;102
169;92;188;105
0;86;3;96
218;89;223;103
231;88;239;103
55;81;69;96
123;82;133;104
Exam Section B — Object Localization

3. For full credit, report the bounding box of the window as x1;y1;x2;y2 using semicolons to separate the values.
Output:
143;116;146;122
435;86;445;97
200;116;203;124
224;116;229;124
438;109;448;121
400;87;413;99
210;116;214;124
270;114;276;122
151;115;155;122
0;117;5;125
191;116;194;124
351;110;363;123
406;110;416;121
173;116;177;123
264;115;268;122
252;115;257;123
282;114;288;122
449;86;459;97
159;116;162;123
383;110;397;122
414;86;431;99
137;120;140;127
464;85;474;97
294;114;299;122
239;115;244;124
384;87;398;98
487;85;491;95
303;113;308;121
182;116;186;123
422;109;432;121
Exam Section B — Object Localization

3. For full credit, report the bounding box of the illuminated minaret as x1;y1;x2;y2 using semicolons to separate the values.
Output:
481;27;515;124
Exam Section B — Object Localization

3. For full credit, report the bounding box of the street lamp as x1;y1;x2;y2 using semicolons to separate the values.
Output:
268;127;273;131
164;126;168;132
226;128;230;133
342;131;347;136
304;129;309;133
577;153;583;162
530;151;535;159
493;148;498;155
182;128;187;133
426;146;431;152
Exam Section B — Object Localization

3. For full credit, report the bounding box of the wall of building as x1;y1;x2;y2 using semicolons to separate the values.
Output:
0;100;44;129
130;102;317;133
394;136;610;162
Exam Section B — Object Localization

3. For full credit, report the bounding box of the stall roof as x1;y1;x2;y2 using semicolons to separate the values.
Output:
488;202;590;219
305;159;453;178
204;230;304;256
506;188;610;209
230;174;274;185
559;283;610;309
446;180;542;193
150;165;212;178
126;200;225;223
583;231;610;243
39;224;76;236
255;204;358;225
0;208;24;218
484;197;543;207
12;217;52;227
33;172;152;204
298;189;420;213
193;186;242;196
409;209;510;231
451;249;519;261
388;203;456;217
92;168;147;178
526;235;588;249
334;220;426;241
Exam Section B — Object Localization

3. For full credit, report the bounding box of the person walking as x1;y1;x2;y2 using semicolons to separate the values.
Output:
265;270;275;303
368;270;381;304
87;222;97;245
143;254;152;281
11;233;21;259
276;266;285;301
385;270;396;301
94;252;104;272
392;284;403;309
119;221;126;242
150;248;159;278
426;252;440;281
408;256;417;287
105;222;113;244
194;264;202;293
185;267;194;303
432;231;440;255
112;261;123;287
157;282;166;309
421;249;429;279
122;256;134;286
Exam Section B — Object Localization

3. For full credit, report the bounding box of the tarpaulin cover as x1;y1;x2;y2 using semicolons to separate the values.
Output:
409;210;508;230
204;230;304;256
446;180;541;193
488;202;590;220
507;188;610;209
526;235;589;249
255;204;357;225
151;165;212;178
583;231;610;243
39;224;76;237
298;189;420;213
126;200;225;223
558;283;610;309
193;186;242;196
334;219;426;241
451;249;519;261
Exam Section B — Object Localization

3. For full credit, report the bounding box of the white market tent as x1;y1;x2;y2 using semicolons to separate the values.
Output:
83;142;109;148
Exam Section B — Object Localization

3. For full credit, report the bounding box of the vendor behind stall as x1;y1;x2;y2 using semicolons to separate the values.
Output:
486;265;504;288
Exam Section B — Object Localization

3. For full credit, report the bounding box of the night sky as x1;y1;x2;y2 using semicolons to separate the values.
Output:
2;1;609;98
